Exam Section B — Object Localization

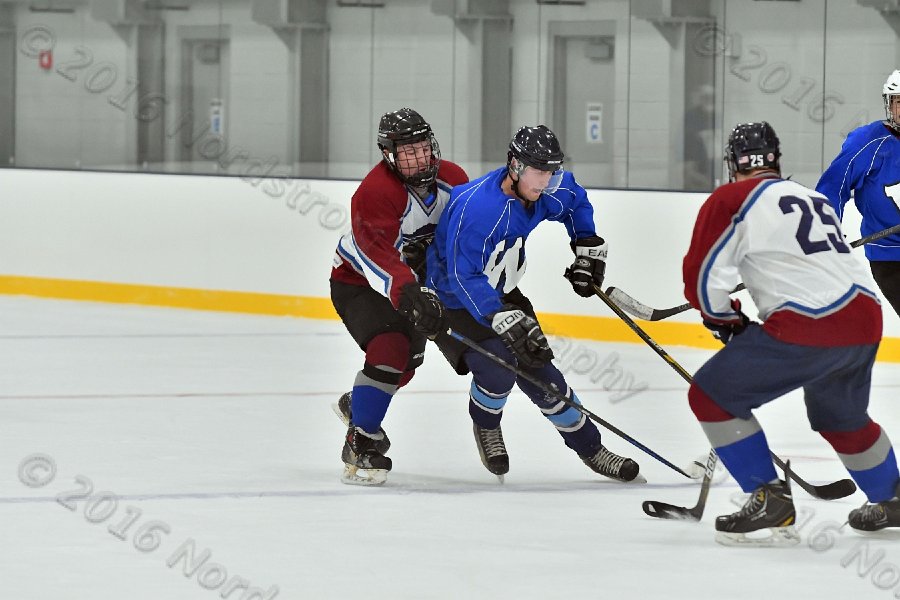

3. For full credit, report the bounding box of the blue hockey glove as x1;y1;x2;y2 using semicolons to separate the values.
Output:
565;236;607;297
491;304;554;369
703;300;750;345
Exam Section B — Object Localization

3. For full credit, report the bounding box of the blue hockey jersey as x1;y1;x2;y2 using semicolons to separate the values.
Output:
816;121;900;261
427;166;598;325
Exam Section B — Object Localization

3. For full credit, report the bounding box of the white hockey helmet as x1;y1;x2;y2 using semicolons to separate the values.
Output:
883;70;900;131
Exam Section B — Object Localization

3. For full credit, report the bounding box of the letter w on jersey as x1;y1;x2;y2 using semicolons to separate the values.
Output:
486;237;526;294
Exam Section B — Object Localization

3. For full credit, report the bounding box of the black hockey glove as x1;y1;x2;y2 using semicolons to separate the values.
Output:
402;237;432;282
702;299;750;345
564;236;608;298
398;283;446;339
490;304;554;369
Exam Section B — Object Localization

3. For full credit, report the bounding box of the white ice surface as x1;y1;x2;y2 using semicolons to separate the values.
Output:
2;296;900;600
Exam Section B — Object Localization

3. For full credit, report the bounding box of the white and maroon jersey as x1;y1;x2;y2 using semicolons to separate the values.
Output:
330;160;468;308
683;173;882;347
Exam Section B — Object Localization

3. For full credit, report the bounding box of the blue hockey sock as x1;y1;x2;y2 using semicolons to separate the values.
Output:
468;381;508;430
465;337;516;429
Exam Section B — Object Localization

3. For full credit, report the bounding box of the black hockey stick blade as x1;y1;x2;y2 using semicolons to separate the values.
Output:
642;475;711;521
771;453;857;500
643;451;716;521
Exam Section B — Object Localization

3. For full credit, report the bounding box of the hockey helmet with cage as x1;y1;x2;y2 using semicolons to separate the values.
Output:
377;107;441;187
724;121;781;182
883;70;900;132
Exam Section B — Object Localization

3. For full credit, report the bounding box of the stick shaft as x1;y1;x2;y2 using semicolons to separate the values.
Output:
446;328;693;479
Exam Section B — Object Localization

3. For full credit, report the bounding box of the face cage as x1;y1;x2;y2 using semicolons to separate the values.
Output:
724;154;737;183
884;94;900;132
385;135;441;187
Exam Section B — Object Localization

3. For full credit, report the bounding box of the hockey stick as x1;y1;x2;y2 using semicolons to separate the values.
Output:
445;328;693;479
642;448;715;521
591;284;857;520
608;223;900;321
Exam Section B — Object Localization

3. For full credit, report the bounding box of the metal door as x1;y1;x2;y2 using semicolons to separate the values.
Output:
180;38;229;164
553;35;615;187
0;30;15;165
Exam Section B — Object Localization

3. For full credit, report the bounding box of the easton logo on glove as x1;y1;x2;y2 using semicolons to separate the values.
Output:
565;236;607;298
491;305;554;369
492;309;526;334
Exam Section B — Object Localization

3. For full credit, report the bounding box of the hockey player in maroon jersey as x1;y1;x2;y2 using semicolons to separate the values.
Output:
683;122;900;545
330;108;468;485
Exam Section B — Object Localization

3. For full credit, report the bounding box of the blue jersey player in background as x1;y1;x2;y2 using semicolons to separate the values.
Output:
426;125;641;483
817;70;900;317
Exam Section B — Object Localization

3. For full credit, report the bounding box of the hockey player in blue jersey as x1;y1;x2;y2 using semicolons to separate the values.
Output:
426;125;640;482
817;70;900;317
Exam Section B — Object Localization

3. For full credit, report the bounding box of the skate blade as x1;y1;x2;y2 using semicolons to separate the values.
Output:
496;474;505;484
340;464;387;487
715;526;800;547
331;402;350;426
603;473;647;484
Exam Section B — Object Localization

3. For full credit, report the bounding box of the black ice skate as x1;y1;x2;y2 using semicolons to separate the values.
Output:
580;446;642;483
341;425;392;486
715;477;799;547
848;483;900;532
332;392;391;454
473;423;509;482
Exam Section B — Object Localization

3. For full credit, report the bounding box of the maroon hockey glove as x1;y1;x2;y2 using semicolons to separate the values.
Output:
398;283;446;339
491;304;554;369
702;299;750;345
564;236;607;298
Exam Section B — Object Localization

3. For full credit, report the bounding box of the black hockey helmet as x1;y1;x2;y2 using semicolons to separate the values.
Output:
377;107;441;187
725;121;781;182
508;125;565;173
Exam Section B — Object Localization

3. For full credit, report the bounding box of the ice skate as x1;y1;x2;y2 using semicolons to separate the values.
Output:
473;423;509;482
341;425;391;486
848;484;900;532
715;478;799;547
581;446;642;483
331;392;391;454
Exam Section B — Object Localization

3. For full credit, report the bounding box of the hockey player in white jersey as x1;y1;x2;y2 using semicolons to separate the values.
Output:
330;108;468;485
683;121;900;544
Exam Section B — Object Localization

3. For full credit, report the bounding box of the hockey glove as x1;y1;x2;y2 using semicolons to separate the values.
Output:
564;236;608;298
491;304;554;369
398;283;446;339
402;237;432;282
702;299;750;345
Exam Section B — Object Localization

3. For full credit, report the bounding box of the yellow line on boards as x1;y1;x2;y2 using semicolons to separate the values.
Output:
2;274;899;363
0;275;338;319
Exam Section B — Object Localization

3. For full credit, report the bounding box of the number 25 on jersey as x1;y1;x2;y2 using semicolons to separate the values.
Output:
779;194;850;255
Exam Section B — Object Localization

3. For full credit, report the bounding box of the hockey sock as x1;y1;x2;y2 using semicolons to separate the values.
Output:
465;337;515;429
516;363;599;455
351;332;409;435
468;381;508;429
689;383;777;492
821;421;900;502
